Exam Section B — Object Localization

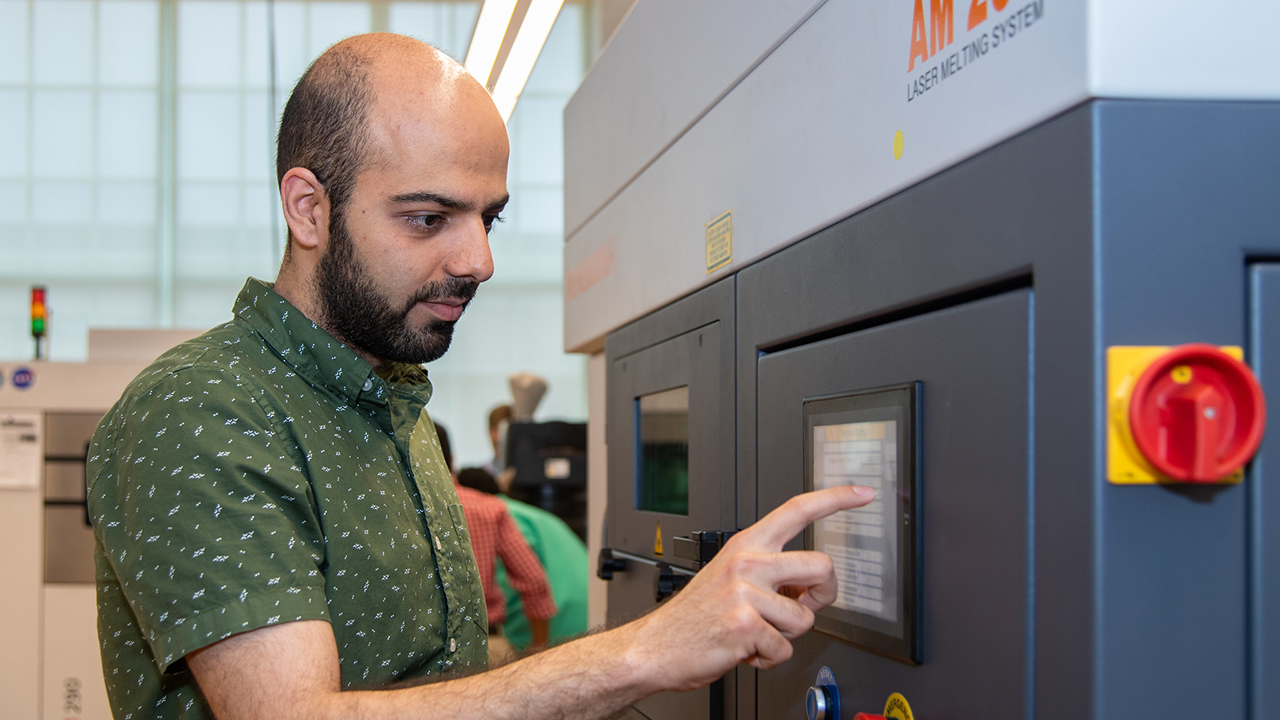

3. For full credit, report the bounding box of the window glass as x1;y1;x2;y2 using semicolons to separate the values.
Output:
0;90;28;178
636;386;691;515
99;90;159;179
98;183;156;226
33;91;94;179
0;1;30;85
307;2;370;56
99;1;159;86
32;181;94;225
178;1;242;88
33;0;94;86
0;182;26;224
177;93;242;181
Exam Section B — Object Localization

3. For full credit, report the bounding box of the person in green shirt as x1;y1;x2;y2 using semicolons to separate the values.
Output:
456;467;589;650
497;496;589;650
89;31;876;720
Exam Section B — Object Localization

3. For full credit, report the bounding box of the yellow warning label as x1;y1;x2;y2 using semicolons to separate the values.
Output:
884;692;913;720
705;210;733;274
654;520;664;557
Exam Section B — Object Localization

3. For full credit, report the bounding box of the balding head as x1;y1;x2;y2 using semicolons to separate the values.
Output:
276;34;504;249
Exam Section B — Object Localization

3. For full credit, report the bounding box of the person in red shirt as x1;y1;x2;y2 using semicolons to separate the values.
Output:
436;424;554;658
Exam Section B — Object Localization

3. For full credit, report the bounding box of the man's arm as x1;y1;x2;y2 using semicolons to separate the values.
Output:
187;485;874;720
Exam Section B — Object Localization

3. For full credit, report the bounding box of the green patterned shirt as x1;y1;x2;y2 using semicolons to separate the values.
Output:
88;279;488;720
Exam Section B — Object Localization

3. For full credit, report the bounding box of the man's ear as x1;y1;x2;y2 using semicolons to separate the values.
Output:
280;168;329;252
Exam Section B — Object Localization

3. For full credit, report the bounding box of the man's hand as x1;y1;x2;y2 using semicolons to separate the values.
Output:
185;485;873;719
616;484;876;694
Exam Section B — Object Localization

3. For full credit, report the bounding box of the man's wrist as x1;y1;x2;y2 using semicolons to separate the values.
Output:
602;618;666;700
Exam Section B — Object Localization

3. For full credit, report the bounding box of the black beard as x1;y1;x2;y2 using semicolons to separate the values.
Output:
314;215;478;365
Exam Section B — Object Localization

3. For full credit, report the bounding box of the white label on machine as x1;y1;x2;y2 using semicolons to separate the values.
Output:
0;413;41;490
813;420;899;623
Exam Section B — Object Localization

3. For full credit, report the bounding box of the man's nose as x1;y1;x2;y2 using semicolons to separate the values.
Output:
445;216;495;284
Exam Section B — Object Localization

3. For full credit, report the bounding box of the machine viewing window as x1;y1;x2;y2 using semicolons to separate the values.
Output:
635;386;690;515
805;383;920;664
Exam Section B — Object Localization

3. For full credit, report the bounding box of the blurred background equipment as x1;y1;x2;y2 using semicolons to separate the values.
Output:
505;420;587;540
502;371;587;540
0;329;200;720
509;371;548;421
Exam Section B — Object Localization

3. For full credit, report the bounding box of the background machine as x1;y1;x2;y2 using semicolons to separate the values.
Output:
1;331;197;720
565;1;1280;718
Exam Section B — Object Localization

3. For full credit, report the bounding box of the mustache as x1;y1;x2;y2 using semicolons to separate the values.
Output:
404;277;479;311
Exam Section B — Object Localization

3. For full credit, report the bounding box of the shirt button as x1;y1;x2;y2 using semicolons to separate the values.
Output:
362;378;373;392
449;637;456;653
434;535;442;551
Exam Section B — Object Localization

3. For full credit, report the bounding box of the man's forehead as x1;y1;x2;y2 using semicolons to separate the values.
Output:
366;76;508;170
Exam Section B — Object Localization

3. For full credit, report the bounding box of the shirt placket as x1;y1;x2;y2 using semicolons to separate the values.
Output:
388;387;488;669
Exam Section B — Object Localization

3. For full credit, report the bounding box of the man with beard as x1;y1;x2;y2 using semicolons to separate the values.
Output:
87;33;874;720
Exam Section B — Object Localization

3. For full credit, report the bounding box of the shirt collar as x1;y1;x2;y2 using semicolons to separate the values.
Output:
232;278;432;409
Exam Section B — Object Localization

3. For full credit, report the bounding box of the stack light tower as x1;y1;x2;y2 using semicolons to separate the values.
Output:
31;285;47;360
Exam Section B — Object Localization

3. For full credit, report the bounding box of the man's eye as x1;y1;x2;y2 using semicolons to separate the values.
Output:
484;214;505;233
408;215;443;230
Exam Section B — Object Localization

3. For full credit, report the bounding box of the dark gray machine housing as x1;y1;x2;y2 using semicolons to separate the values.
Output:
600;100;1280;720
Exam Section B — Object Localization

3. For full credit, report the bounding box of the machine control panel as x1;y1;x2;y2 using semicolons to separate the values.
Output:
804;383;920;664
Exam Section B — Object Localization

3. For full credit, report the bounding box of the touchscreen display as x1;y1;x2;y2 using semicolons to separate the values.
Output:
812;420;899;622
804;383;919;663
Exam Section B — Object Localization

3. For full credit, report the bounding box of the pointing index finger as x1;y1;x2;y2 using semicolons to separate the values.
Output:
741;486;876;552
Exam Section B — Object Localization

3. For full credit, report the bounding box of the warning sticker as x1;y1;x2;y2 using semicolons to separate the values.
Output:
884;692;914;720
654;519;664;557
705;210;733;274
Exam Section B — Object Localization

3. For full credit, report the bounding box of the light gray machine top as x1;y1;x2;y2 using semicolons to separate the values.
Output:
562;0;1280;352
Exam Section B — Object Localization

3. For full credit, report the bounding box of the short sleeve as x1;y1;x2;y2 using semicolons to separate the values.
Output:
89;365;329;672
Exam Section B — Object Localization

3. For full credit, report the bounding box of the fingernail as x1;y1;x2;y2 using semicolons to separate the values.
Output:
852;486;876;498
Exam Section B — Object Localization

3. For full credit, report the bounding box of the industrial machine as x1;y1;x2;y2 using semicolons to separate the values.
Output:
0;331;198;720
564;1;1280;718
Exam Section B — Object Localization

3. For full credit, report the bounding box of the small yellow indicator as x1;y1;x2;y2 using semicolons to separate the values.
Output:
884;692;914;720
654;520;664;557
893;130;905;160
1171;365;1193;384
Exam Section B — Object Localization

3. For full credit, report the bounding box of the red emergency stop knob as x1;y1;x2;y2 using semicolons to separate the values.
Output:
853;715;887;720
1129;344;1266;482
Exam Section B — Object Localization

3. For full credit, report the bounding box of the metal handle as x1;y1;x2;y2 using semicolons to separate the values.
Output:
597;548;628;581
